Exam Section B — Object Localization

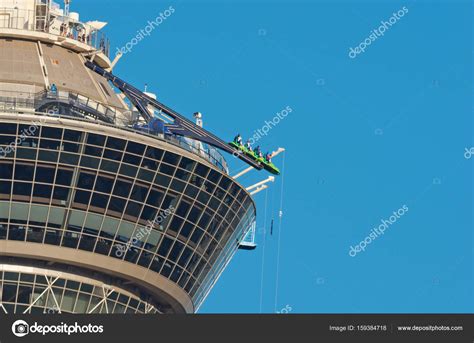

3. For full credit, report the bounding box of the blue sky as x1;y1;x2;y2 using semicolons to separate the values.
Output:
76;0;472;313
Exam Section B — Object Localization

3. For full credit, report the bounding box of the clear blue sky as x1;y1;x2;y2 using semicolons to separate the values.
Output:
75;0;472;313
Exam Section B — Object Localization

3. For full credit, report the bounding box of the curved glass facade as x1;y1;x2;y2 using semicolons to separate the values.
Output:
0;119;256;311
0;267;160;314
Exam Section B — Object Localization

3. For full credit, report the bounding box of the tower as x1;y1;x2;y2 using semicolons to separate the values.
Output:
0;0;256;313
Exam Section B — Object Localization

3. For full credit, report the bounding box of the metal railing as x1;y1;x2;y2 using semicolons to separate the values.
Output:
0;94;229;173
0;6;110;57
0;90;118;123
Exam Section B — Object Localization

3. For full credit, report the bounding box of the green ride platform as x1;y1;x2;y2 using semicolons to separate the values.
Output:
229;141;280;175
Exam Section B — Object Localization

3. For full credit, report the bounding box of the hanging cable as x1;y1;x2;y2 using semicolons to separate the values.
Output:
273;151;286;312
258;188;269;313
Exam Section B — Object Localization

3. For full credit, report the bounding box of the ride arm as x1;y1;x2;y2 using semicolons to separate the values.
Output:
85;60;263;170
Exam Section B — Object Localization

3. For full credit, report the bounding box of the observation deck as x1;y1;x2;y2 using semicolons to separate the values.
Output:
0;2;111;68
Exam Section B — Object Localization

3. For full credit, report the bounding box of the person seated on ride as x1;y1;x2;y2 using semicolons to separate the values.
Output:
265;152;272;163
245;140;253;152
234;134;243;146
255;146;263;159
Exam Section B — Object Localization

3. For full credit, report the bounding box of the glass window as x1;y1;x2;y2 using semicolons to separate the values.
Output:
125;201;142;217
87;133;106;147
55;169;73;186
0;135;15;145
95;176;114;193
150;256;163;273
10;203;29;221
29;205;48;223
179;157;195;171
59;153;79;165
123;153;141;165
20;125;39;139
100;160;119;173
170;179;185;192
137;168;154;182
106;137;126;150
63;142;80;153
126;141;145;156
38;150;58;163
85;213;103;232
158;236;173;257
146;229;161;247
176;201;191;218
41;127;62;139
108;197;125;213
84;145;103;157
80;156;100;169
169;216;183;233
74;190;91;204
219;176;231;191
161;262;174;277
194;164;210;178
33;184;52;198
179;221;194;239
190;228;204;244
0;123;17;134
141;158;158;170
78;173;96;190
145;147;163;160
103;149;123;161
208;196;220;212
170;266;183;282
204;180;216;194
161;194;178;210
91;193;108;208
15;164;34;181
101;217;120;236
61;290;76;312
178;247;193;267
63;129;82;142
13;182;32;196
130;185;148;202
154;173;170;188
163;152;180;166
188;205;203;223
0;181;12;195
117;221;135;239
169;241;184;261
53;186;69;201
40;139;60;150
35;166;55;183
0;163;13;179
197;190;210;206
184;184;199;198
112;180;131;198
69;210;86;227
174;168;190;182
207;169;221;184
158;163;175;176
48;207;65;225
119;164;137;178
146;189;163;207
140;206;157;221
